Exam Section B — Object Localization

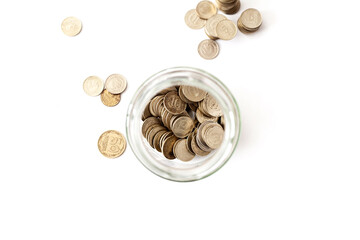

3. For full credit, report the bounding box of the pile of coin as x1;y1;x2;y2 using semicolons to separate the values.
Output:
185;0;262;60
142;86;225;162
83;74;127;107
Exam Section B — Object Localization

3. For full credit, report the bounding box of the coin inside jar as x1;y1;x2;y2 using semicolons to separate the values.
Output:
141;85;225;162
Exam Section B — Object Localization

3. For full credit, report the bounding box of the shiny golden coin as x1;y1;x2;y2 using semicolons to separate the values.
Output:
61;17;82;37
198;39;220;60
98;130;126;159
239;8;262;31
205;14;227;39
164;91;186;115
216;19;237;40
100;89;121;107
83;76;104;97
105;74;127;94
185;9;207;29
173;139;195;162
196;1;218;20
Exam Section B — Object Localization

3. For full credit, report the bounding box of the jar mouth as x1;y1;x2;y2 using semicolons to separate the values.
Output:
126;67;241;182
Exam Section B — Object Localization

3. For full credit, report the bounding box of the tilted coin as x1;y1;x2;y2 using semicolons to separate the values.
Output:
205;14;227;39
100;89;121;107
61;17;82;36
196;1;218;20
191;132;210;156
185;9;207;29
105;74;127;94
172;116;194;138
164;91;186;115
153;130;168;152
239;8;262;31
216;19;237;40
142;117;161;137
196;108;218;123
147;125;166;148
181;86;207;102
203;122;224;149
173;139;195;162
142;102;152;121
201;94;222;117
83;76;104;97
98;130;126;158
198;39;220;60
162;135;178;160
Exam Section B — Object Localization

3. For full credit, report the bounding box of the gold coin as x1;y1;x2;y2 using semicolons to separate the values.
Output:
173;139;195;162
100;89;121;107
196;1;218;20
205;14;227;39
239;8;262;31
61;17;82;37
98;130;126;159
216;19;237;40
184;9;207;29
105;74;127;94
198;39;220;60
83;76;104;97
164;91;186;115
181;86;207;102
203;122;224;149
172;116;194;138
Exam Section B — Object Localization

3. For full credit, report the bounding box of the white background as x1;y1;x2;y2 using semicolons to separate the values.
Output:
0;0;359;239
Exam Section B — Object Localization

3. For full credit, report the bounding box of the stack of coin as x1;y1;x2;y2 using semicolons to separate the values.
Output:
142;86;225;162
83;73;127;107
215;0;241;15
237;8;262;33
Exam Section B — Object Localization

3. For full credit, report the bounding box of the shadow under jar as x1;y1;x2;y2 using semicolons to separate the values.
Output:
126;67;241;182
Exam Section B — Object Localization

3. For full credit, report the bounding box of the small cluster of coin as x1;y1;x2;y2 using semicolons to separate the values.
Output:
83;74;127;107
185;0;262;60
142;86;225;162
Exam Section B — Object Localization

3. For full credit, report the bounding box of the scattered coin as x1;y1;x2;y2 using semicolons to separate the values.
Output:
83;76;104;97
198;39;220;60
216;19;238;40
61;17;82;37
98;130;126;158
173;139;195;162
238;8;262;32
196;1;218;19
100;89;121;107
185;9;207;29
105;74;127;94
205;14;227;39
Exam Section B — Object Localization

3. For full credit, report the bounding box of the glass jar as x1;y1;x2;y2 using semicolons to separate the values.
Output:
126;67;241;182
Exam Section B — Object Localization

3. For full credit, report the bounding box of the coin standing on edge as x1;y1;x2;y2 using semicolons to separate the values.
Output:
105;74;127;95
83;76;104;97
185;9;207;29
198;39;220;60
98;130;127;159
61;17;82;37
